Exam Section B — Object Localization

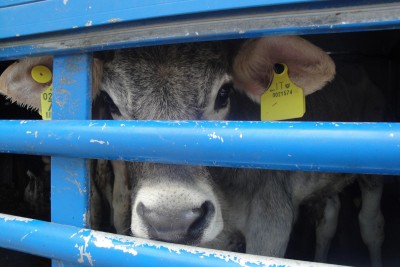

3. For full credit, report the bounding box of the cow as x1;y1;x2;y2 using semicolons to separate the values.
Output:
0;36;384;266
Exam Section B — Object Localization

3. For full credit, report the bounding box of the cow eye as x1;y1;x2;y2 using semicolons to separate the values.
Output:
214;83;233;110
101;92;121;116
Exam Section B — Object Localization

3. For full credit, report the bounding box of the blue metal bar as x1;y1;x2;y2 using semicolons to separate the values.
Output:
51;54;92;267
0;213;332;267
1;2;400;60
0;0;322;39
0;120;398;175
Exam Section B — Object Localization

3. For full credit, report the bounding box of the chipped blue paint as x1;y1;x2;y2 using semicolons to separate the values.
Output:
0;120;399;175
0;213;333;267
51;54;92;267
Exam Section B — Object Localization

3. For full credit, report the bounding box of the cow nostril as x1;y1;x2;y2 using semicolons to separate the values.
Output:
136;202;146;217
136;200;215;243
188;201;215;237
190;206;205;220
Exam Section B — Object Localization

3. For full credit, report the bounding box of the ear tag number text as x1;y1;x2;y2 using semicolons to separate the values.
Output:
40;85;52;120
261;63;305;121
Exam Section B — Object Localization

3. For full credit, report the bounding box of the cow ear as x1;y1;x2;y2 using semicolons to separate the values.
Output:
0;56;103;112
0;56;53;111
232;36;335;103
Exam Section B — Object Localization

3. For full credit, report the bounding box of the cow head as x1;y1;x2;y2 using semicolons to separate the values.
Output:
0;36;335;246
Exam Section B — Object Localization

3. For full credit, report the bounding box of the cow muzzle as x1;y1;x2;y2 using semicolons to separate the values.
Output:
131;182;223;245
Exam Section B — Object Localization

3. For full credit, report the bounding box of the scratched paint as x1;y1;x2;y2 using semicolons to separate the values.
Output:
0;214;33;223
83;210;88;225
72;228;274;267
0;213;336;267
76;230;93;266
20;229;38;241
108;18;122;23
65;177;85;195
81;230;280;267
119;237;331;267
91;231;138;256
132;239;266;267
90;139;106;145
208;132;224;142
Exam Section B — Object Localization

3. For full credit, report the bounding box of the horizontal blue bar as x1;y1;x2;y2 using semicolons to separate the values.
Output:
1;2;400;60
0;120;398;175
0;0;320;39
0;213;330;267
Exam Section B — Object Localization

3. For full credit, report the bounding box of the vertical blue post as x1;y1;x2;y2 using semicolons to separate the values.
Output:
52;54;92;266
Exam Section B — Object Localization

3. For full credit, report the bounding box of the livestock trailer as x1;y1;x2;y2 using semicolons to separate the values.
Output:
0;1;399;266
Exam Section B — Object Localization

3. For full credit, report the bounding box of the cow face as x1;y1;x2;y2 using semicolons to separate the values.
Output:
0;36;335;246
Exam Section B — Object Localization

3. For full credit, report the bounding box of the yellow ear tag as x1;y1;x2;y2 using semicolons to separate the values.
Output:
31;65;52;120
31;65;52;84
40;85;52;120
261;63;306;121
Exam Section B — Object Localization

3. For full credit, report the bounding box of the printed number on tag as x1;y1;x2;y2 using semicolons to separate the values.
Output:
261;63;305;121
40;85;52;120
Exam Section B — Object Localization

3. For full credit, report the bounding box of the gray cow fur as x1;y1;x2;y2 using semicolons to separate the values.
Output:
0;36;385;265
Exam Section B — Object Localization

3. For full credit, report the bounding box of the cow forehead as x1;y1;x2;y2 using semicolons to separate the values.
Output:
101;43;232;120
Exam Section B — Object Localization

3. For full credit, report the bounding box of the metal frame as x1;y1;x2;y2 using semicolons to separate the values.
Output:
0;0;399;266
